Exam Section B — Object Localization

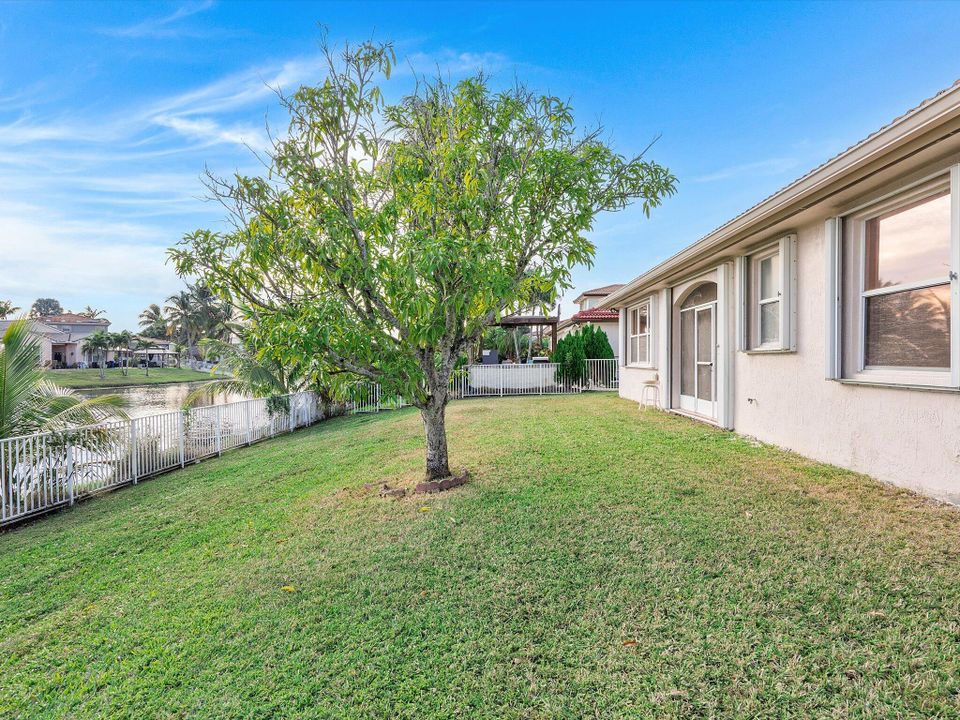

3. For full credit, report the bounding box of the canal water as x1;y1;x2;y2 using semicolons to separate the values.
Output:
79;381;249;419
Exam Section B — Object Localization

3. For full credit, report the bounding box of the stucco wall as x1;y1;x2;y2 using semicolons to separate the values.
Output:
731;218;960;503
616;212;960;502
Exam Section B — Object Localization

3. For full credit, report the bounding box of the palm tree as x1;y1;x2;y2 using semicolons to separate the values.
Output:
183;338;286;406
81;306;105;319
82;331;112;380
0;320;127;440
138;304;168;339
111;330;133;377
165;291;199;368
133;338;157;377
0;300;21;320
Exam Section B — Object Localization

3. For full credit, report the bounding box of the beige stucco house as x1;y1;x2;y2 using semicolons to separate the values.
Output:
42;314;112;367
558;284;624;358
0;314;113;367
0;319;66;366
602;81;960;503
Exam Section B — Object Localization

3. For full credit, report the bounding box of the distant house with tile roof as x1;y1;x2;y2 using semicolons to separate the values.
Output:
40;314;112;367
557;284;624;357
0;313;112;368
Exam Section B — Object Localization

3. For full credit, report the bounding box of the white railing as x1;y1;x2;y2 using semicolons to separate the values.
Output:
451;358;618;398
586;358;619;390
0;392;324;527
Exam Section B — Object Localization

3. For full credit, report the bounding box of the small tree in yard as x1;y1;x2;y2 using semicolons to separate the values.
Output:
582;324;614;360
170;39;676;481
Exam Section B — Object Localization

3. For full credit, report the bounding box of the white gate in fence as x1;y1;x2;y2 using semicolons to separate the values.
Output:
0;359;618;526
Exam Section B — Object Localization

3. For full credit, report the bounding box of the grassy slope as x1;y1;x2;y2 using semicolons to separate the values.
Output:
1;394;958;719
45;367;213;388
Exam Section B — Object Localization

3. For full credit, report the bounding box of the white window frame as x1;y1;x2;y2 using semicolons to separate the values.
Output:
626;298;653;367
833;166;960;388
737;235;797;353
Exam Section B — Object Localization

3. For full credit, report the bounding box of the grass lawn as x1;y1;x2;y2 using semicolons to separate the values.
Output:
45;366;213;388
2;395;959;719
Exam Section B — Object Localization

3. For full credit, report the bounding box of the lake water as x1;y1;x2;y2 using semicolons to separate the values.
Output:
80;381;249;419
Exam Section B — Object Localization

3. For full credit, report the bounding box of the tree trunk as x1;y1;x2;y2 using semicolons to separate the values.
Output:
420;399;451;481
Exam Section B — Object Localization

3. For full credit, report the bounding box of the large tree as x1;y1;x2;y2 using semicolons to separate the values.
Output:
30;298;63;318
171;40;676;480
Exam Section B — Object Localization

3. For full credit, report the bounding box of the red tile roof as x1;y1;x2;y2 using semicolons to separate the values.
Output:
570;308;619;323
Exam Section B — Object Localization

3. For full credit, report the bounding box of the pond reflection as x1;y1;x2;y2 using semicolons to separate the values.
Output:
79;382;249;418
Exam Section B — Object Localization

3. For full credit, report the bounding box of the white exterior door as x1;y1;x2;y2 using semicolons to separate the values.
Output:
679;301;716;418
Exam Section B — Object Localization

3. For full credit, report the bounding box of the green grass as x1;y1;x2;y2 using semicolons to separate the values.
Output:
1;394;959;719
45;366;213;388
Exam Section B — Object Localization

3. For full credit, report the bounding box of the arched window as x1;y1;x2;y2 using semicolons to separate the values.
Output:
679;282;717;309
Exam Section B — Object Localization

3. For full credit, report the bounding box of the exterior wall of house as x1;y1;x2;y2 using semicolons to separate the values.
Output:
731;218;960;503
617;214;960;504
38;337;53;366
596;321;619;359
618;290;670;407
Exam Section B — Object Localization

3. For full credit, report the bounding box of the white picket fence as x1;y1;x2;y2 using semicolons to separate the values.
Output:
0;360;618;527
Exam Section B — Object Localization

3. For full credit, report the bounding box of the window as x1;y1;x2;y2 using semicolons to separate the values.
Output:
830;168;960;387
738;236;796;352
862;190;951;368
627;300;651;366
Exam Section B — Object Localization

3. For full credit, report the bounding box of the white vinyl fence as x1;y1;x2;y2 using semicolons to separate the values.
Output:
450;358;618;398
0;360;617;527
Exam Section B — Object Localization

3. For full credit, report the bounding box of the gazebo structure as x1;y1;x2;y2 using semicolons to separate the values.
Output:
487;305;560;358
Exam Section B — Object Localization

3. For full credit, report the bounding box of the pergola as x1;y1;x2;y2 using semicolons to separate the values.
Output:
490;311;560;353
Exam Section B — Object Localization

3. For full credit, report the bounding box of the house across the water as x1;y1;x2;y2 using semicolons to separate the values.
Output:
602;81;960;503
0;314;111;368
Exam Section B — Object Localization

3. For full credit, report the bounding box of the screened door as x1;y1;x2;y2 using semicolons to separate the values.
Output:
678;284;717;418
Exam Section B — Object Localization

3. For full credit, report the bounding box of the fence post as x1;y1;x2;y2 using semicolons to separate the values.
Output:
245;400;253;446
289;395;296;433
66;444;75;505
499;365;503;397
215;405;223;457
129;421;139;484
178;413;186;468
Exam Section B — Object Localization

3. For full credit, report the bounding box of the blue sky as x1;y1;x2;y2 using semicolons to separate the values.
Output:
2;1;960;331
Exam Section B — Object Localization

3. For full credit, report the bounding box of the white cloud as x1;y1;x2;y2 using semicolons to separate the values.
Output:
402;49;513;77
0;202;179;301
691;157;801;183
0;40;520;328
152;114;269;150
99;0;216;39
0;118;103;146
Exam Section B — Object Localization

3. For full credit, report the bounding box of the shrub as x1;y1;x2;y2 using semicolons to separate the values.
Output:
581;324;614;360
